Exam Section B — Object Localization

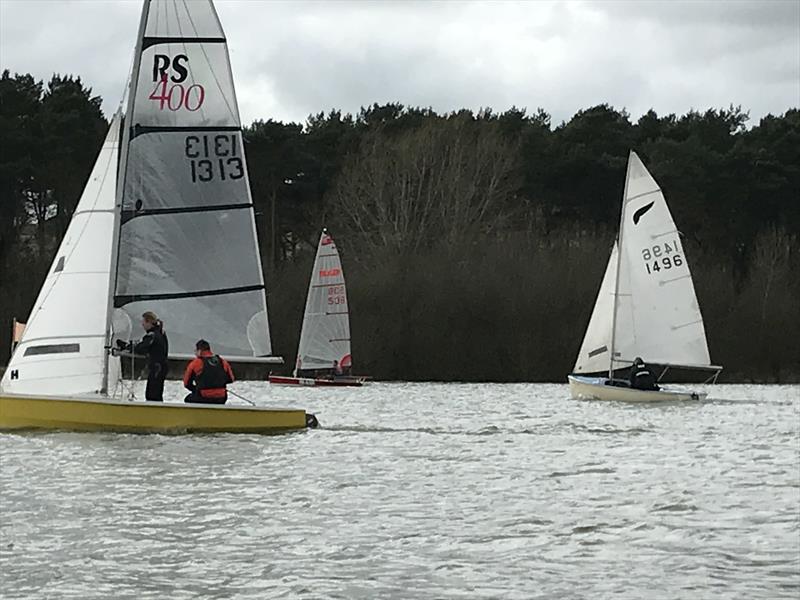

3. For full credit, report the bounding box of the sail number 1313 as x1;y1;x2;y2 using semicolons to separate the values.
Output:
642;240;683;275
185;134;244;183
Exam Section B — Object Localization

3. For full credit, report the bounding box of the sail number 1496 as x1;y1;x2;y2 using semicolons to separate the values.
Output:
185;134;244;183
642;240;683;275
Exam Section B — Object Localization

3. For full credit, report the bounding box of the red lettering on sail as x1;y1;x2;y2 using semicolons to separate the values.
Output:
149;75;205;112
319;268;341;278
148;76;170;110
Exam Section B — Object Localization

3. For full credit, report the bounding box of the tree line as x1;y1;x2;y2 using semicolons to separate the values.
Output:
1;70;798;381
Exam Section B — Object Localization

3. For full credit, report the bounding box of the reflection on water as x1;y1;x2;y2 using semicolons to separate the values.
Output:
1;383;798;599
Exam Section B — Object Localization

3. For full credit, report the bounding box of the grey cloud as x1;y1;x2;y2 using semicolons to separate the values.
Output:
1;0;797;127
595;0;800;29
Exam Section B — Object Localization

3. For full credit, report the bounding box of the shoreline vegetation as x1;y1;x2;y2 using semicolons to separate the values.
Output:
1;71;798;383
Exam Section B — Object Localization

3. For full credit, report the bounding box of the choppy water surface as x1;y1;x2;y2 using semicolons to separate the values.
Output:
1;383;798;599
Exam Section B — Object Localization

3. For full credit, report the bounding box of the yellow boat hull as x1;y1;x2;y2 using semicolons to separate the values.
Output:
0;393;313;434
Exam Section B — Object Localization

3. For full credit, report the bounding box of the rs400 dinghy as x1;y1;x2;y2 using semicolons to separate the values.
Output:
1;0;317;433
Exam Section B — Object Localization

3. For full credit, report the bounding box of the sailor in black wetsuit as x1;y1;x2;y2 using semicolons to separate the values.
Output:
629;357;659;391
117;311;169;401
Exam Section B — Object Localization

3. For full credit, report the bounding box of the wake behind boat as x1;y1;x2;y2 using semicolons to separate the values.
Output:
568;151;721;402
0;0;315;432
269;230;367;388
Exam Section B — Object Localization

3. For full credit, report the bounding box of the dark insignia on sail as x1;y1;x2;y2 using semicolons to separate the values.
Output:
632;201;655;225
152;54;189;83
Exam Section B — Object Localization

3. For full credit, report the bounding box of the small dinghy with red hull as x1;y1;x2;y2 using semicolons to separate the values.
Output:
268;374;365;387
269;230;367;388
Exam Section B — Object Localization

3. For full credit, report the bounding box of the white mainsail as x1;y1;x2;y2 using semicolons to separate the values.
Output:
573;151;712;374
295;231;352;374
111;0;274;360
1;113;123;395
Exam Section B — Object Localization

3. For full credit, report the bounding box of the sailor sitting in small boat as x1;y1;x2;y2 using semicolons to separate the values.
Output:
183;339;235;404
629;357;659;391
332;359;344;378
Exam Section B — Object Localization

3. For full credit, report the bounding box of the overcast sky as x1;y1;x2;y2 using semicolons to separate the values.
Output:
1;0;798;127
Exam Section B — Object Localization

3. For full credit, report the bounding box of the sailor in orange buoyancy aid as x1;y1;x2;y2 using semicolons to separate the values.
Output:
183;339;235;404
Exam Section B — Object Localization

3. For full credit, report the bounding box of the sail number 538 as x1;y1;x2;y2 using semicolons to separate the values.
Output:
185;134;244;183
642;240;683;274
328;285;346;306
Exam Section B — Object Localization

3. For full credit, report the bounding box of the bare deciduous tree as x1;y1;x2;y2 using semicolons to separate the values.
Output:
327;115;521;255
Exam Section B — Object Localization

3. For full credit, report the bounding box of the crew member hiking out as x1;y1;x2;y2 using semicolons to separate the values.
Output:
117;311;168;401
183;339;235;404
629;357;659;391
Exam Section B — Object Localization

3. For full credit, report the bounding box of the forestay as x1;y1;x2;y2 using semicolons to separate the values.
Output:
295;231;352;374
573;151;711;373
112;0;273;359
1;114;123;395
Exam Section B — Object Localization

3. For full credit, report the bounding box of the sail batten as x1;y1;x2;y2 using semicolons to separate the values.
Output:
114;283;265;306
120;202;253;223
142;37;226;50
131;125;241;138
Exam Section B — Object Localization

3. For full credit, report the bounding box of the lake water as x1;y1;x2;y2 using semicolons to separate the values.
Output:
1;383;798;599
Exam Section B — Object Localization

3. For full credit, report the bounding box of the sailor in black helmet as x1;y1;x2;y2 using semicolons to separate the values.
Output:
629;357;659;391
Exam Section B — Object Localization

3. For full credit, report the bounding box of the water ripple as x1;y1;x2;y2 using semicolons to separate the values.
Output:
1;382;798;599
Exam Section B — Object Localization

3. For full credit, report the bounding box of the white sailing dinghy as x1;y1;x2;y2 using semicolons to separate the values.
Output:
269;230;365;387
0;0;316;432
568;151;722;402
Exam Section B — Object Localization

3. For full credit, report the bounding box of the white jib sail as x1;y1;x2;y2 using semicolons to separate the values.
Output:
609;151;711;370
112;0;274;360
295;231;352;374
574;242;618;373
1;113;123;396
